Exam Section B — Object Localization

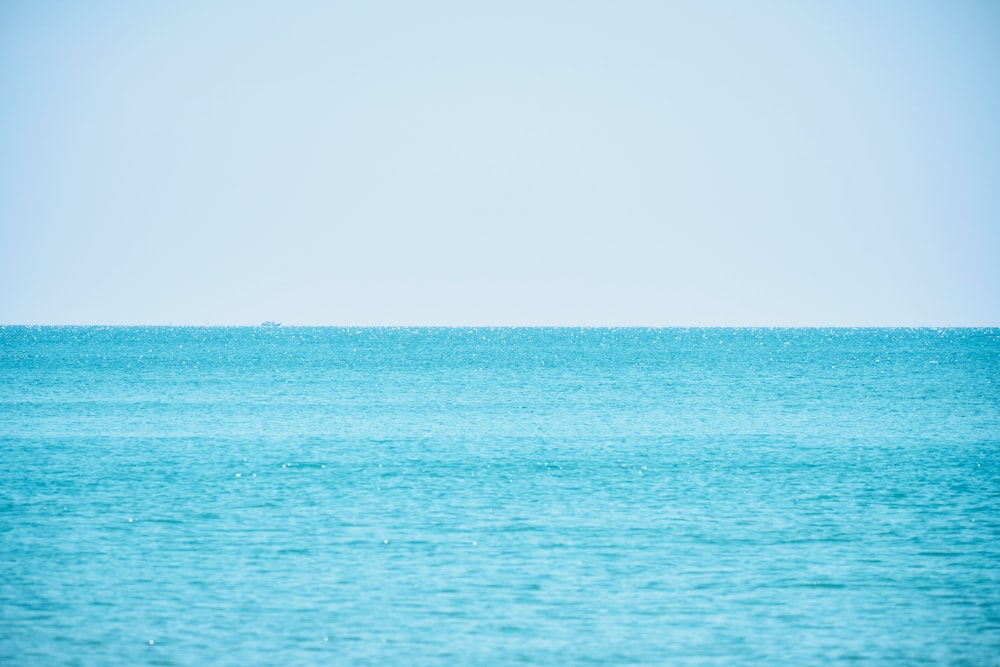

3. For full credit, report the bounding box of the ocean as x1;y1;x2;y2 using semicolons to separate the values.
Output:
1;327;998;665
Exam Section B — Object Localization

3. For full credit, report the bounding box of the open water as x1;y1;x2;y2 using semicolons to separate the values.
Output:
1;327;998;665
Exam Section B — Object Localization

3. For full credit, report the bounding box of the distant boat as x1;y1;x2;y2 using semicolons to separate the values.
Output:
260;321;282;328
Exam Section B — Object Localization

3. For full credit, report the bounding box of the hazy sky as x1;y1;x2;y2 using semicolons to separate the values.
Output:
1;1;998;325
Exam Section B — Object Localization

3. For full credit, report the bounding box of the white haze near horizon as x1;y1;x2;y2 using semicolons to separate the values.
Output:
1;1;998;326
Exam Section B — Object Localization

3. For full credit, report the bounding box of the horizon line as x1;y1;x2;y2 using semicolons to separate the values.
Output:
2;323;997;330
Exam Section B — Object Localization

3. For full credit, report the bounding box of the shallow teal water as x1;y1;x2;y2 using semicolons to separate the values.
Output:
1;327;998;665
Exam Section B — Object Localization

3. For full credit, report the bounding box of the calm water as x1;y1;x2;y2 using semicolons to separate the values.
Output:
1;327;998;665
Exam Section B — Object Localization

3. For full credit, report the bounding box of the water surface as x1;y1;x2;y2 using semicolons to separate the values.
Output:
1;327;998;664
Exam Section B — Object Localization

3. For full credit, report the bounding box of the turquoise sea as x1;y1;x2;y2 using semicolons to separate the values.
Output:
1;327;998;665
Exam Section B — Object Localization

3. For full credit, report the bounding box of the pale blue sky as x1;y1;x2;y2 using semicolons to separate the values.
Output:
1;0;998;325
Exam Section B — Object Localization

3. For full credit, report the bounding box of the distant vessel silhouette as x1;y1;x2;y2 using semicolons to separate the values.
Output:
260;321;282;327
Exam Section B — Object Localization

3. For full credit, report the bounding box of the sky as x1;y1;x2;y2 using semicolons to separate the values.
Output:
1;0;998;326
